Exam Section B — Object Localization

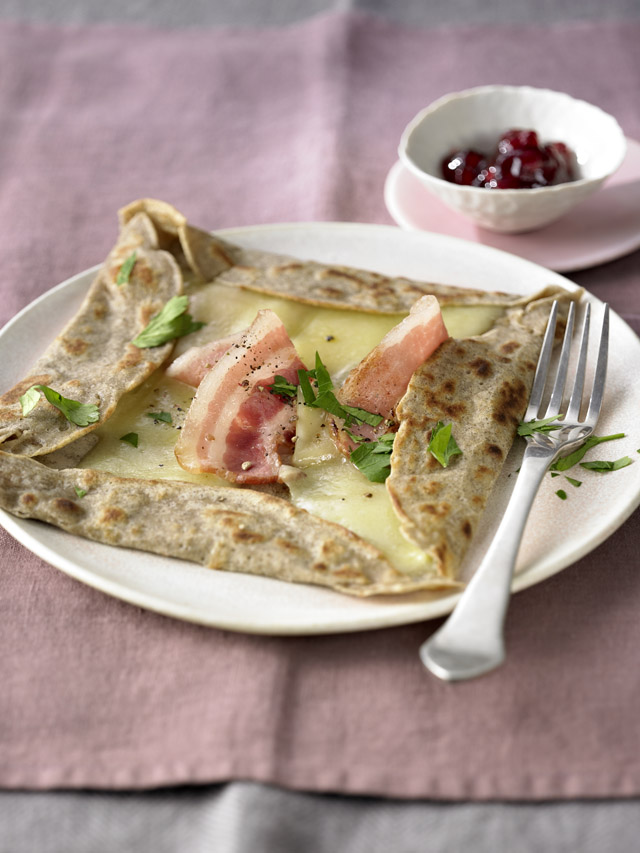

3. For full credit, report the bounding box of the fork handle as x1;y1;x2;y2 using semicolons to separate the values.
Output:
420;445;554;681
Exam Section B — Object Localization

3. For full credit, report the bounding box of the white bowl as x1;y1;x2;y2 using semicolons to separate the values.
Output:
398;85;627;233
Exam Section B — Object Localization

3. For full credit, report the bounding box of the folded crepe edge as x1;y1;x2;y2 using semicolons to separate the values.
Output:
0;450;460;597
0;209;186;457
121;198;532;311
387;286;582;579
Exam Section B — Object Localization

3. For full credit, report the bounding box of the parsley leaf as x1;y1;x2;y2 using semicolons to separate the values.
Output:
341;401;384;428
120;432;139;447
268;376;298;399
350;433;395;483
297;369;316;405
145;411;172;424
74;487;87;499
552;433;626;472
132;296;204;348
274;352;391;481
19;387;41;416
517;416;563;437
19;385;99;427
116;251;137;285
580;456;633;472
428;421;462;468
298;353;383;428
314;352;333;396
314;390;383;428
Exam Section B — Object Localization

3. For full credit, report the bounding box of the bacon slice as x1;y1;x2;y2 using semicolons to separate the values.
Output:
166;327;250;387
174;310;306;484
334;295;449;451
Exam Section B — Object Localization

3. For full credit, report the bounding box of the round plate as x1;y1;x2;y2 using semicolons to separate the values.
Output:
385;137;640;273
2;223;640;634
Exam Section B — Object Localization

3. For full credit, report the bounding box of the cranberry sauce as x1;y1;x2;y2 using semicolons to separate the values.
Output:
440;129;577;189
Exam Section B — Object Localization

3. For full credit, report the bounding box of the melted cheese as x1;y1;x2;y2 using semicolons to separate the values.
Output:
288;400;432;573
81;282;503;572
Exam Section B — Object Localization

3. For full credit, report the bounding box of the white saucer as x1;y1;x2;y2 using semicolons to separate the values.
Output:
385;137;640;273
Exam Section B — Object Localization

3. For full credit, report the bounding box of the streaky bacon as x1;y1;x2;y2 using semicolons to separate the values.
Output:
166;327;250;387
174;310;307;484
333;295;449;452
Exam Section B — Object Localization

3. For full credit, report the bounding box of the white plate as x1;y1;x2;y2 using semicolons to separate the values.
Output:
385;137;640;273
2;223;640;635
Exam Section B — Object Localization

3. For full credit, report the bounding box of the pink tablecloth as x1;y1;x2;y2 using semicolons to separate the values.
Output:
1;12;640;799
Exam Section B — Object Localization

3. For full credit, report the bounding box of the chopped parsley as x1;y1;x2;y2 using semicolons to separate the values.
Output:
313;353;332;395
120;432;139;447
19;385;99;427
544;432;630;500
269;352;391;481
268;376;298;399
517;416;563;437
132;295;204;348
428;421;462;468
303;353;383;427
281;353;384;429
519;423;633;496
316;389;383;427
116;251;137;285
297;368;316;405
74;487;87;499
145;411;172;424
350;433;395;483
552;433;626;472
580;456;633;472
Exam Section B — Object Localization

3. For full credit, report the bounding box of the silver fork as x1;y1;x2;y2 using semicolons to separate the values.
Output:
420;299;609;682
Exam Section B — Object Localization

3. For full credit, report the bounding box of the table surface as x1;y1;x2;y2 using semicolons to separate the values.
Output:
1;1;640;851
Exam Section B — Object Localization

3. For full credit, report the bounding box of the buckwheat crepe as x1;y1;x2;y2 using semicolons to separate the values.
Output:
0;209;184;457
0;200;578;595
387;289;565;578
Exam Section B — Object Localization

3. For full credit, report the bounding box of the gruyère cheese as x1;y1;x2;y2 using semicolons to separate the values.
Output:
81;282;503;572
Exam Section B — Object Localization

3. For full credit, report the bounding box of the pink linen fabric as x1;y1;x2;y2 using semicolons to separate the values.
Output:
1;12;639;799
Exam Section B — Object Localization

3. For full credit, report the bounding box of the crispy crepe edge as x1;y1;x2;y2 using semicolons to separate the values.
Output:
0;451;459;597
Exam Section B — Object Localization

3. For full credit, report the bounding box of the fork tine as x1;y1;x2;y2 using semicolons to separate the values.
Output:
523;300;558;421
546;301;576;417
584;304;609;427
564;303;591;422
